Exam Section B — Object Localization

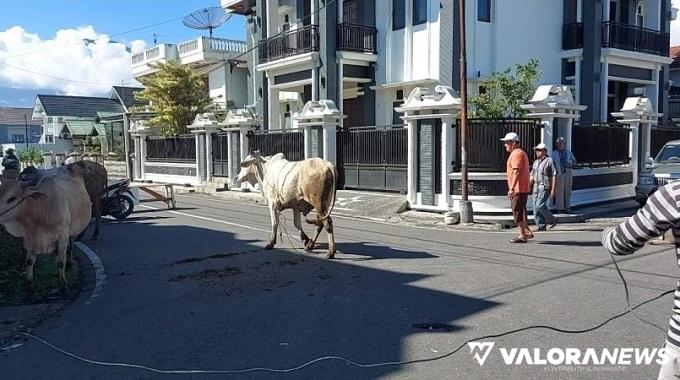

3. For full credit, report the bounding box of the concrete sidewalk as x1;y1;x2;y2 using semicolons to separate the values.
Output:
174;184;638;229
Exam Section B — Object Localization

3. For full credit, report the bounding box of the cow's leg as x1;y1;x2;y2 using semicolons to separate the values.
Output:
91;201;101;240
24;250;37;287
306;219;323;252
324;216;335;259
293;210;310;246
265;203;280;250
56;236;69;286
66;237;75;270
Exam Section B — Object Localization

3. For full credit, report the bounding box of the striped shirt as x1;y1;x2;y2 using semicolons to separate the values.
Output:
555;149;576;174
602;182;680;347
531;157;556;194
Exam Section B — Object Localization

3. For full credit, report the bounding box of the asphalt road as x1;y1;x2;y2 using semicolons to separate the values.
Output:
1;193;678;379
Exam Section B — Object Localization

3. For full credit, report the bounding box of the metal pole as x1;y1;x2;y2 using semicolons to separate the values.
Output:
458;0;473;223
24;114;29;149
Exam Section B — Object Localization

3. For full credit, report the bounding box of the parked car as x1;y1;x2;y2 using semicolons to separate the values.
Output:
636;139;680;205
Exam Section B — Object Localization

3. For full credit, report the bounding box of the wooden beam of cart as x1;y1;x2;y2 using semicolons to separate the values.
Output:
129;182;177;209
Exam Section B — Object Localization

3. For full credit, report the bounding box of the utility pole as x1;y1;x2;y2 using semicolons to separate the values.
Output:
458;0;473;223
24;114;29;149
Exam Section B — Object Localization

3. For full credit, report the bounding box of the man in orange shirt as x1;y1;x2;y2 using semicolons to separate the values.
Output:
501;132;533;243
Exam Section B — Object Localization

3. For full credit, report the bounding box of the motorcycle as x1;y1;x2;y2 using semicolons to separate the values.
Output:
103;179;136;220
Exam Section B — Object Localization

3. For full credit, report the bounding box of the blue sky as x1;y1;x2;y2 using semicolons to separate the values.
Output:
0;0;246;108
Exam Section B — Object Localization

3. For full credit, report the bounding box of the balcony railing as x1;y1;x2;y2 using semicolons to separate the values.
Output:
258;25;319;64
337;23;377;53
562;22;670;56
132;52;145;65
563;22;583;50
602;21;670;56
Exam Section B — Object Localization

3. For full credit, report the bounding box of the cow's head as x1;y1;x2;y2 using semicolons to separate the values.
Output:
0;180;46;219
236;151;266;186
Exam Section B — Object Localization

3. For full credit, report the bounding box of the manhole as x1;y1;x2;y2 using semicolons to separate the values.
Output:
412;322;458;332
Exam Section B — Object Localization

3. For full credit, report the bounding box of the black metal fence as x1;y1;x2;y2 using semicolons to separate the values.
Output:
651;127;680;158
247;128;305;161
337;23;377;53
454;119;543;172
562;22;583;49
571;123;630;168
602;21;670;56
146;135;196;162
258;25;319;63
211;133;229;177
336;125;408;192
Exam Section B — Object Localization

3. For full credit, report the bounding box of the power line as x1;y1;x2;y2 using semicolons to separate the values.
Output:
0;60;137;87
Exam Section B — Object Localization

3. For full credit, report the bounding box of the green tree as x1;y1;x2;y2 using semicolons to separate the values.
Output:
19;147;44;165
134;61;211;136
470;59;541;118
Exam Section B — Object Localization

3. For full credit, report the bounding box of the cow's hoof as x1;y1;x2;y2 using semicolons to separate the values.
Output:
265;243;275;250
326;252;335;259
304;243;315;252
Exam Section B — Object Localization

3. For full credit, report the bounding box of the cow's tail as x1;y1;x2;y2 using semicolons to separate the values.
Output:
316;165;337;222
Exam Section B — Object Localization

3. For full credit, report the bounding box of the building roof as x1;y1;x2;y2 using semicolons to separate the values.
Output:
671;46;680;68
0;107;41;126
62;119;106;137
110;86;145;110
34;94;124;118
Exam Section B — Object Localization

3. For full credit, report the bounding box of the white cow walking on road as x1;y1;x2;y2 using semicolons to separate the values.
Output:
237;151;338;258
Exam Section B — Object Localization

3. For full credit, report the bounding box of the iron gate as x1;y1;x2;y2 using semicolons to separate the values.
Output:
212;133;229;177
247;128;305;161
336;125;408;192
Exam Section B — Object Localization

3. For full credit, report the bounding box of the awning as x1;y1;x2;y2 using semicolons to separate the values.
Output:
370;78;438;91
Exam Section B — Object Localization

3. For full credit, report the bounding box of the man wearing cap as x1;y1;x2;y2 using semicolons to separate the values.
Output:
530;143;558;231
502;132;533;243
1;148;20;180
553;137;577;213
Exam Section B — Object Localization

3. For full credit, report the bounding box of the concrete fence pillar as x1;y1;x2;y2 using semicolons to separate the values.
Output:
294;100;343;165
219;108;257;190
395;85;462;211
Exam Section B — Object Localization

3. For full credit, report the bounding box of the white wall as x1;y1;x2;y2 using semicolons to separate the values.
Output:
208;65;249;109
469;0;563;86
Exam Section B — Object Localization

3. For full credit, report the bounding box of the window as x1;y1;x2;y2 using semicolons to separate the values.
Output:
343;0;359;24
11;134;24;143
45;135;54;144
478;0;491;22
636;1;644;27
392;89;404;125
392;0;405;30
413;0;428;25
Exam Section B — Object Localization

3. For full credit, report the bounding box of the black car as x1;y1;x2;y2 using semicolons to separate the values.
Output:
636;140;680;205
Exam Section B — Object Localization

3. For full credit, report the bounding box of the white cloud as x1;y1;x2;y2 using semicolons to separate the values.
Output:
0;26;146;96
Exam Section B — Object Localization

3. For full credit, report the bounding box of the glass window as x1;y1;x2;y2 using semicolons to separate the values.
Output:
478;0;491;22
413;0;428;25
12;134;24;143
393;0;405;30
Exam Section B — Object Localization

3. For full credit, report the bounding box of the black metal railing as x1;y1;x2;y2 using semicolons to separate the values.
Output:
337;23;377;53
146;135;196;163
454;119;543;172
563;22;584;49
669;99;680;119
246;128;305;161
258;25;319;64
571;123;630;168
651;127;680;158
602;21;670;56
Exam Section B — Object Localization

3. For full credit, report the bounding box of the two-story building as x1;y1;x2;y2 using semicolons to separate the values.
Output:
0;107;42;146
130;36;250;111
223;0;675;128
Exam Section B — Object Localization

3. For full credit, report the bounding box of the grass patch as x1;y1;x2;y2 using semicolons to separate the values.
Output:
0;228;79;306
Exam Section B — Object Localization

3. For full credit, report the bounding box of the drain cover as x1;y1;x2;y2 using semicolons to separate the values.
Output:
412;322;457;332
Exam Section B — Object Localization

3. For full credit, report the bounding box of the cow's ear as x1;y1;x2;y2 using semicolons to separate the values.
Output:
26;190;47;200
240;157;257;168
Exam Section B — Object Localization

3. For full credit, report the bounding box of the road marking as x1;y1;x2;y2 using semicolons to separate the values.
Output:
139;204;271;234
74;242;106;305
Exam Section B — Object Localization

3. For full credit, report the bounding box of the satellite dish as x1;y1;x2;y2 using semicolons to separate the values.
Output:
183;7;232;37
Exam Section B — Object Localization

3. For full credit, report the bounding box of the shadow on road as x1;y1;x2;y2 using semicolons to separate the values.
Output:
2;207;500;379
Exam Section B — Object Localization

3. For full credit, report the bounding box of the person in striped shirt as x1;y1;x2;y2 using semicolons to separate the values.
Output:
530;143;558;231
602;182;680;379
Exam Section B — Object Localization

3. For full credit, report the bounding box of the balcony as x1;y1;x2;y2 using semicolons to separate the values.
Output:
337;23;377;54
602;22;670;56
258;25;319;64
562;23;583;50
131;44;180;77
178;36;247;67
562;22;670;56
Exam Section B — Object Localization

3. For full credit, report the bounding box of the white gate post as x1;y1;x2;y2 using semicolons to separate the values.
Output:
395;85;462;211
611;97;662;187
188;113;220;184
220;108;257;190
295;100;343;164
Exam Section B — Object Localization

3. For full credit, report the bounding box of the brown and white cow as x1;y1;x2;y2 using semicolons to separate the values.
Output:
237;152;338;258
0;175;92;285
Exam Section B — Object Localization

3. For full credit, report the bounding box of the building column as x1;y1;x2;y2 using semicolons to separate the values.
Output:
268;87;280;130
601;58;609;122
405;117;417;205
205;131;215;182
